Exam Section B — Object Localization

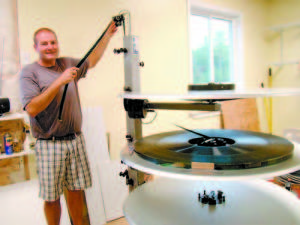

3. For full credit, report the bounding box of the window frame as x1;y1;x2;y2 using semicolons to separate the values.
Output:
188;2;244;87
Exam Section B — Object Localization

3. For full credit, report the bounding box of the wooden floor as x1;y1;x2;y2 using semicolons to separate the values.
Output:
82;215;129;225
106;217;129;225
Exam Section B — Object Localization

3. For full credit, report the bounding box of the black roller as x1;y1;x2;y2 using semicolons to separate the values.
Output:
188;83;235;91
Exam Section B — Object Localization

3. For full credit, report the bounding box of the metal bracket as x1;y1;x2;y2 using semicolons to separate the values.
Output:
124;98;221;119
124;99;148;119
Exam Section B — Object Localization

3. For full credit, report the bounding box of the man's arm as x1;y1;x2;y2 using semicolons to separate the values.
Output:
87;21;118;69
26;67;78;117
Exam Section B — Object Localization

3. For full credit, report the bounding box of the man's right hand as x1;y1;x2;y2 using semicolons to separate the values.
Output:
26;66;79;117
58;67;79;85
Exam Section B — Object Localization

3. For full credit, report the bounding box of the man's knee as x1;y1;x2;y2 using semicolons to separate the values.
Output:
44;198;61;207
66;190;84;202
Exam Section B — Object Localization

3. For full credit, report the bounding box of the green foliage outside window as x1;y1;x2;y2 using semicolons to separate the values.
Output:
191;16;233;84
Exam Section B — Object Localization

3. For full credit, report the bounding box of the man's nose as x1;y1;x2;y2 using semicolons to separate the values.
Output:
48;43;56;49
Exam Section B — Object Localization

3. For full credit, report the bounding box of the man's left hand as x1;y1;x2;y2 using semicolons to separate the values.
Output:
106;21;118;37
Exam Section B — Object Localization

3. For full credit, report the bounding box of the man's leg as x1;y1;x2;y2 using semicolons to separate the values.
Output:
44;199;61;225
65;189;84;225
64;134;92;225
36;139;65;225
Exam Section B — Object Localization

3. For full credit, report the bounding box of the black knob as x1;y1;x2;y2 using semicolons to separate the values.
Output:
126;135;133;143
124;86;132;92
126;178;134;186
201;190;209;204
114;48;127;54
120;48;128;53
217;190;223;201
201;195;209;204
113;49;120;54
139;62;144;67
208;198;216;205
119;170;128;177
208;191;216;205
113;15;124;27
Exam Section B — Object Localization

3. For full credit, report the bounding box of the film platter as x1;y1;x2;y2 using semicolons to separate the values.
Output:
121;128;300;180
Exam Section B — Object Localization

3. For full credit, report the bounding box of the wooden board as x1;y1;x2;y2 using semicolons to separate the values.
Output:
220;98;260;132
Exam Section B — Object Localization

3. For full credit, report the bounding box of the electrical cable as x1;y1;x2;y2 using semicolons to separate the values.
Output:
277;172;300;184
142;111;158;124
119;10;131;35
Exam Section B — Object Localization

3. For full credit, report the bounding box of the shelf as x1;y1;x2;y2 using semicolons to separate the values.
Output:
267;22;300;67
0;112;25;121
269;60;299;67
0;112;31;160
268;21;300;31
0;149;34;160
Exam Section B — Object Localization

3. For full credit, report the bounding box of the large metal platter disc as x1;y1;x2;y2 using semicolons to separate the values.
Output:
121;88;300;101
121;139;300;181
134;129;293;170
123;178;300;225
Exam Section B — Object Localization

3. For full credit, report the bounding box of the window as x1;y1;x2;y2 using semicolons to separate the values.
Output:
189;7;241;85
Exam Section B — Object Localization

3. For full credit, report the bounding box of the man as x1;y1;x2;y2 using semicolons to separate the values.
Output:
20;21;117;225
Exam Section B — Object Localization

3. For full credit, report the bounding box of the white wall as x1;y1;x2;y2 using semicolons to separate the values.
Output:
266;0;300;135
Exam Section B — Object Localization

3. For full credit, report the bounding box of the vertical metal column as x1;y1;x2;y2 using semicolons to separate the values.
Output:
123;35;142;140
123;30;148;191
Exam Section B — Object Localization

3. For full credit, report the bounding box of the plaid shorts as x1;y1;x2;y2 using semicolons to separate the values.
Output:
35;133;92;201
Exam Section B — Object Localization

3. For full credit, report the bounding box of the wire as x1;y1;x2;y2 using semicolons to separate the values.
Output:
58;21;112;121
142;111;158;124
277;172;300;184
119;10;131;36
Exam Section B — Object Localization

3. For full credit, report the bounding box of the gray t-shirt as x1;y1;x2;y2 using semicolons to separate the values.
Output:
20;57;89;139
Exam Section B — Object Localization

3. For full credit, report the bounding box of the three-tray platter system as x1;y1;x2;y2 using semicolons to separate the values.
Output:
120;89;300;225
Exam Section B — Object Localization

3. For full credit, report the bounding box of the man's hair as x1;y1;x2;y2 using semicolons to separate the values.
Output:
33;27;57;45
